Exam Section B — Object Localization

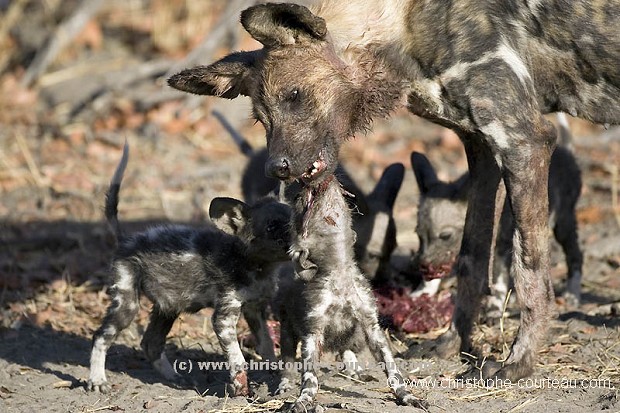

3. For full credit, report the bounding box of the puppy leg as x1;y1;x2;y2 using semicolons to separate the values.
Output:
356;293;425;408
339;350;363;378
88;263;139;392
291;333;321;412
487;206;514;321
141;308;178;381
276;316;299;394
553;209;583;307
212;295;248;397
242;304;276;362
290;293;333;412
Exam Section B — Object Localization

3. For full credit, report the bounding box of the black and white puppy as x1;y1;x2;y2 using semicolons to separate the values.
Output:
87;143;291;396
276;176;426;412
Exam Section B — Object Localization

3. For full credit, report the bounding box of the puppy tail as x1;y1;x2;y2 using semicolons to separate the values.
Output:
556;112;573;151
105;141;129;241
211;109;254;156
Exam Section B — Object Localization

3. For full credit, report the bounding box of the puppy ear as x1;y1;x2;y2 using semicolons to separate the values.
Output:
167;50;260;98
411;152;439;195
452;172;471;200
209;197;249;235
241;3;327;47
367;163;405;211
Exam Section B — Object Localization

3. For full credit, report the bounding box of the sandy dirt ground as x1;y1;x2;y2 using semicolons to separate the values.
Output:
1;1;619;412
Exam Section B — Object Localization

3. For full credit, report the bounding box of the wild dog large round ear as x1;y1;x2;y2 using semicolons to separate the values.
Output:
209;197;250;236
411;152;439;195
240;3;327;47
167;50;260;98
368;163;405;211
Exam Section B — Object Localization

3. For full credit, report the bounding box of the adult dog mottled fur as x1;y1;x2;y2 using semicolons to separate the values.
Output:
168;0;619;381
87;143;292;396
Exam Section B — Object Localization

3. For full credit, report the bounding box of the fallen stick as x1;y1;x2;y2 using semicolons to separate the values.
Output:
0;0;29;74
21;0;105;88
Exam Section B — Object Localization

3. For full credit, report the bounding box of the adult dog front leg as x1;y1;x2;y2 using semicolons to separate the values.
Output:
440;136;502;358
492;117;557;381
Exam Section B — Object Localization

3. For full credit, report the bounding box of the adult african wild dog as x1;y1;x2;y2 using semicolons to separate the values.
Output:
88;143;291;396
169;1;620;381
411;113;583;313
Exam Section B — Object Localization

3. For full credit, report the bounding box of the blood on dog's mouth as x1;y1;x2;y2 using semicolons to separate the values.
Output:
420;262;453;281
300;151;327;184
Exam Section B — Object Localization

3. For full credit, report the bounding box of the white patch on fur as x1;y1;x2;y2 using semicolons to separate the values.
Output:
304;338;317;359
526;0;544;15
441;52;495;83
410;278;441;298
178;252;196;262
481;120;512;150
113;295;123;306
89;336;108;385
496;42;531;85
302;371;318;385
341;349;362;376
415;79;444;115
306;291;334;321
368;212;390;254
114;263;134;291
556;112;569;129
313;0;409;50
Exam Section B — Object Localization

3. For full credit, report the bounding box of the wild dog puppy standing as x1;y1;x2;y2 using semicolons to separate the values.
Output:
87;143;291;396
275;176;425;411
411;113;583;311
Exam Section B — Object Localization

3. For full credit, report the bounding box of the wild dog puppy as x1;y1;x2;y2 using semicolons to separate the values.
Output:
87;143;291;396
274;176;425;411
168;0;620;382
412;113;583;311
213;110;404;284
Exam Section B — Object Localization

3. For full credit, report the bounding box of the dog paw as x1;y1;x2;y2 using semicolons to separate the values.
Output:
458;357;533;383
398;393;429;411
402;329;460;360
227;371;251;397
489;359;534;382
276;377;294;394
286;400;317;413
562;291;581;309
86;380;111;393
170;374;193;389
291;249;318;281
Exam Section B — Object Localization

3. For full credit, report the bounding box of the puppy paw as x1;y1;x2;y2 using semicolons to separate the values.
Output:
398;392;429;411
276;377;294;394
86;379;111;393
291;248;317;281
228;370;251;397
